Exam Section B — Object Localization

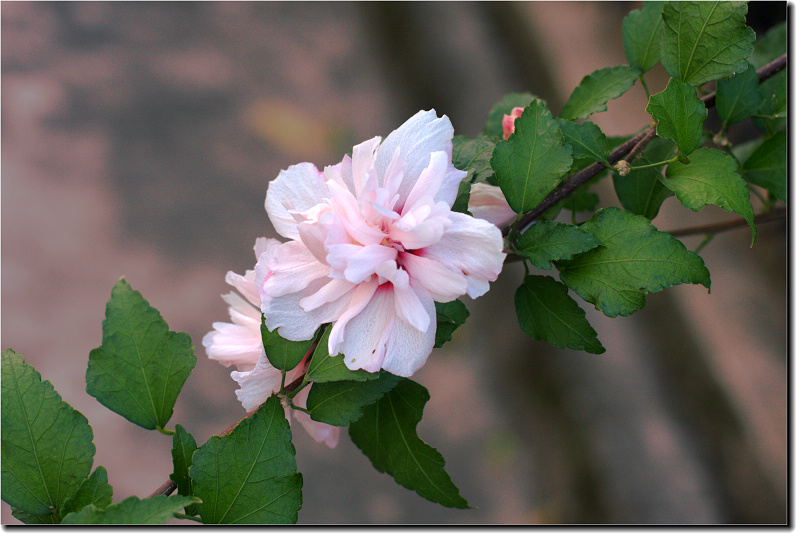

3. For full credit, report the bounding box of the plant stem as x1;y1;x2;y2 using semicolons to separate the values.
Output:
666;206;785;237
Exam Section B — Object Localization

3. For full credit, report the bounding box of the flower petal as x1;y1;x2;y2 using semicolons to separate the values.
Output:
468;183;517;227
327;277;380;356
258;240;330;299
400;251;467;303
230;351;284;412
265;162;329;240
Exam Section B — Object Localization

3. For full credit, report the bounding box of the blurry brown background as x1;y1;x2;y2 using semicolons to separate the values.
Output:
2;1;787;524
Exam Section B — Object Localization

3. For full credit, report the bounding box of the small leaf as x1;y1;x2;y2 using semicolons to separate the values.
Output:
559;65;641;121
189;395;302;524
622;0;666;72
304;325;379;383
556;119;610;164
2;350;95;518
170;424;200;517
647;78;707;156
660;1;755;87
434;299;470;348
61;495;199;524
452;134;497;185
749;21;786;69
349;379;469;509
612;137;675;220
60;466;113;518
450;178;472;215
491;99;573;214
516;221;602;270
306;371;401;427
86;279;197;430
483;92;536;139
716;64;764;127
559;207;711;317
664;147;756;243
515;275;605;354
742;130;786;202
261;316;315;372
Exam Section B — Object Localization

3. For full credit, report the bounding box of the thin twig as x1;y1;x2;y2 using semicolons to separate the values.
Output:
667;206;786;237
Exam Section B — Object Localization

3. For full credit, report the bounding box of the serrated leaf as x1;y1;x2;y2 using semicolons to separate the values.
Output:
516;221;602;270
623;0;666;72
663;147;756;243
189;395;302;524
452;134;497;185
306;371;401;427
742;130;786;202
559;65;641;121
612;137;675;219
749;21;786;69
261;316;315;373
647;78;707;156
170;424;199;517
60;466;113;518
86;279;197;430
556;119;610;164
2;350;95;519
483;92;536;139
304;325;379;383
716;64;764;127
559;207;711;317
491;99;573;214
349;379;469;509
61;495;198;524
515;275;605;354
434;299;470;348
660;1;755;87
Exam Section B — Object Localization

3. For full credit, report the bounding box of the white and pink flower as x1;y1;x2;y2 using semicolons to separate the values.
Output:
257;110;506;378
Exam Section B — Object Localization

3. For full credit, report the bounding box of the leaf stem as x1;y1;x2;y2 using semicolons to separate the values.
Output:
628;155;679;172
156;426;175;436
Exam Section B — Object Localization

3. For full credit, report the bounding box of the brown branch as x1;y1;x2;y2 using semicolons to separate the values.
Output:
667;206;786;237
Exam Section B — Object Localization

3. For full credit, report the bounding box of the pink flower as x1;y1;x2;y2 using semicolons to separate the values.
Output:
257;110;506;377
501;106;525;140
203;238;339;448
468;182;517;228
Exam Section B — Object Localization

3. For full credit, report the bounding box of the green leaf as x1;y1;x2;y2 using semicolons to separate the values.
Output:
515;275;605;354
452;134;497;185
663;147;756;243
483;92;536;139
60;466;113;518
622;0;666;72
556;119;610;164
754;69;786;133
434;299;470;348
516;221;602;270
86;279;197;430
306;371;401;427
716;64;764;127
660;1;755;87
349;379;469;509
189;395;302;524
559;207;711;317
612;137;675;219
170;424;200;517
742;130;786;202
491;99;573;214
749;21;786;69
646;78;707;156
261;317;315;373
304;325;379;383
451;178;472;215
61;495;198;524
559;65;641;121
2;350;95;518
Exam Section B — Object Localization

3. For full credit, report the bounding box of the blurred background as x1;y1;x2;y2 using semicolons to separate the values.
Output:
2;1;787;524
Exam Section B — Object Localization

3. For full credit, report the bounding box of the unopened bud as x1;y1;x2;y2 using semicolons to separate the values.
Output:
501;107;525;140
614;160;631;176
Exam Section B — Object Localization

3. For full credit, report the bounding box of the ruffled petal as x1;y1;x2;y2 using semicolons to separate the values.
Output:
230;351;284;412
468;183;517;228
258;240;330;299
265;162;330;240
327;277;380;356
400;251;467;303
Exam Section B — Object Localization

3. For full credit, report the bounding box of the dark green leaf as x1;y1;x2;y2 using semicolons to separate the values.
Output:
556;119;610;164
483;92;536;139
10;509;59;525
434;299;470;348
61;495;198;524
515;275;605;354
452;134;497;185
86;279;197;430
492;99;573;214
660;1;755;87
749;21;786;69
716;64;764;127
664;147;756;243
742;130;786;202
559;207;711;317
516;221;602;270
559;65;641;121
60;466;113;518
170;424;200;517
622;0;666;72
190;395;302;524
647;78;707;156
261;317;315;373
451;178;472;214
306;371;401;427
304;325;379;383
2;350;95;518
612;137;675;220
754;69;786;133
349;379;469;509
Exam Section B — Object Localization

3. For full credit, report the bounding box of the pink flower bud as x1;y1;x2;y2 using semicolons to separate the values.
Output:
501;107;525;140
